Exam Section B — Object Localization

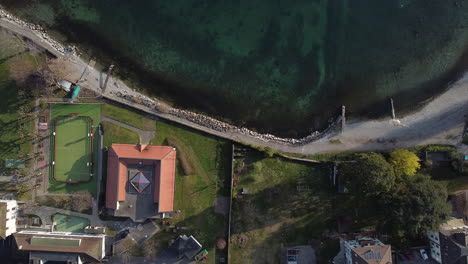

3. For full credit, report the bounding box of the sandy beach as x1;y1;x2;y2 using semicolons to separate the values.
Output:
0;8;467;155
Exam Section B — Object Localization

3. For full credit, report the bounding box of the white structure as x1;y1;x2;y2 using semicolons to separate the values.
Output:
0;199;17;239
428;230;442;263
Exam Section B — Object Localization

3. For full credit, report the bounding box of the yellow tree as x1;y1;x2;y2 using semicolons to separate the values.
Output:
389;149;421;176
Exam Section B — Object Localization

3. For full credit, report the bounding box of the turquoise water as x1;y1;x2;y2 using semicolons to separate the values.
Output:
3;0;468;136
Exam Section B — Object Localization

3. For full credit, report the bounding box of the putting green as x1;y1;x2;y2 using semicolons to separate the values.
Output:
53;115;93;182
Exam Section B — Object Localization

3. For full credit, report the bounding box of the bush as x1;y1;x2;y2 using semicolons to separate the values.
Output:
389;149;421;176
70;191;93;213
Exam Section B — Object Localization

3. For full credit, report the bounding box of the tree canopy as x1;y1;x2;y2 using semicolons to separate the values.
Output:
383;174;450;238
341;152;396;197
389;149;421;176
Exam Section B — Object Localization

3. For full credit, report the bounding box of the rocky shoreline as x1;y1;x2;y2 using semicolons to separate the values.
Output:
110;90;339;146
0;6;337;146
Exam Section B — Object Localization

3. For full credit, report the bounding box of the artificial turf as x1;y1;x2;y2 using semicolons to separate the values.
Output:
49;104;101;195
53;213;90;233
53;116;92;182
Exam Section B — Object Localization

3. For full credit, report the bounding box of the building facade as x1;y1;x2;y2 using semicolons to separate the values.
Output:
0;199;17;239
428;218;468;264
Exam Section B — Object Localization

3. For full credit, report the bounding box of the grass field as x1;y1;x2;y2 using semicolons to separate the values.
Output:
102;104;155;130
0;48;42;161
53;213;90;233
49;104;100;195
53;115;93;182
101;121;139;147
230;150;336;264
103;103;230;263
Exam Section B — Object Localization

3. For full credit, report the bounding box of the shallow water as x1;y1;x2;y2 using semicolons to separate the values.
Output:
3;0;468;137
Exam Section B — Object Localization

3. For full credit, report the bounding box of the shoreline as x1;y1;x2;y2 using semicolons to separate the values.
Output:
0;7;336;145
0;7;467;155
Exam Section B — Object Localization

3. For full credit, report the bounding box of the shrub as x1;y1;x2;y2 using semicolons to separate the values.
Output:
389;149;421;176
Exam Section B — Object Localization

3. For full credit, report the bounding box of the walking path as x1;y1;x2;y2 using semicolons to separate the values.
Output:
0;9;467;156
101;116;155;145
23;205;103;226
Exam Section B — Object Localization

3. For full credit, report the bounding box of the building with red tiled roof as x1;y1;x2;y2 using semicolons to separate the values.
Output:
105;144;176;221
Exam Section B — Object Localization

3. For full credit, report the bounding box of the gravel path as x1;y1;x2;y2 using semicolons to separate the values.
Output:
1;10;467;155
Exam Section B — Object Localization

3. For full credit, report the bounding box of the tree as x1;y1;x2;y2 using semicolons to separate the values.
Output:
383;174;450;238
340;152;395;197
389;149;421;176
70;191;93;213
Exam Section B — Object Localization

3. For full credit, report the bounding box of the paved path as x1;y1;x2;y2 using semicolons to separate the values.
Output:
102;116;155;145
23;205;103;226
93;128;104;220
1;10;468;156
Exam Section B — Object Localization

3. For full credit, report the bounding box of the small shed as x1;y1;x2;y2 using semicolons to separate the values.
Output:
59;80;74;92
71;86;81;99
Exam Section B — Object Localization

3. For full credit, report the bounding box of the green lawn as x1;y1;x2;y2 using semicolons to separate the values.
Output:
104;104;231;263
102;103;155;130
53;116;92;182
53;213;90;233
49;104;101;196
151;120;231;263
230;150;333;264
0;55;33;161
0;35;48;199
101;121;139;147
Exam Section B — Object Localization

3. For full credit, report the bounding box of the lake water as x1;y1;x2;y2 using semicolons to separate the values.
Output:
2;0;468;137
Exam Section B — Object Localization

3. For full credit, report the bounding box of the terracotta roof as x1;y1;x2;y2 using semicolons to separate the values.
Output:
106;144;176;213
13;232;104;261
352;245;392;264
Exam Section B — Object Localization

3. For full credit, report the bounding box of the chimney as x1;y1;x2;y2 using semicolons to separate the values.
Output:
138;144;148;152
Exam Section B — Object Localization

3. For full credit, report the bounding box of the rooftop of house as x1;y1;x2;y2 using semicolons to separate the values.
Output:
106;144;176;221
345;237;385;249
351;245;392;264
167;235;203;260
13;231;105;262
434;218;468;264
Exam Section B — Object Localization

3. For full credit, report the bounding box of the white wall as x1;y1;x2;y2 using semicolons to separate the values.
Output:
0;200;17;237
428;231;442;264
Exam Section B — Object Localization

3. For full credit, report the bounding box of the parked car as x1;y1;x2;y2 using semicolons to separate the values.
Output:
420;249;429;260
